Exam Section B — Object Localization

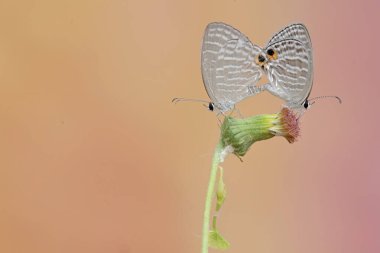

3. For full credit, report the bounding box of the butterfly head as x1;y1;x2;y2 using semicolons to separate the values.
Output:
208;102;214;111
302;99;310;109
295;96;342;119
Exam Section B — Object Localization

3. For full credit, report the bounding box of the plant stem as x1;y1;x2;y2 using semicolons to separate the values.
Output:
202;141;223;253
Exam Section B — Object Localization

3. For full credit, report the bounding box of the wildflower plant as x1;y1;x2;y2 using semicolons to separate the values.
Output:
202;107;300;253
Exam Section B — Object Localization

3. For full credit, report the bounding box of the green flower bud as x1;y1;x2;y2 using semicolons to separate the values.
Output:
221;108;300;157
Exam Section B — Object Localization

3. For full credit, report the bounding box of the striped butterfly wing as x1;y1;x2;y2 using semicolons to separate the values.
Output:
265;24;313;107
268;24;312;52
201;22;263;112
264;39;312;107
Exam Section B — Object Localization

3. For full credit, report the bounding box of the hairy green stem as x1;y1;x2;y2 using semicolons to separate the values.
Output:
202;141;223;253
200;108;300;252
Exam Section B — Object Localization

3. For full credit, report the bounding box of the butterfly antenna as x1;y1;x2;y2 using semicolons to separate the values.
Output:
308;95;342;104
172;97;210;104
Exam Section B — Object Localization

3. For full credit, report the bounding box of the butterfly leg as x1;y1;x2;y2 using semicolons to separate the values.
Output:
231;106;244;118
226;105;240;118
216;114;223;125
215;109;227;125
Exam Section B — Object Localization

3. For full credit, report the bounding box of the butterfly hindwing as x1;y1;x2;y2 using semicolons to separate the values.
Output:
264;39;312;106
265;24;313;108
201;22;263;112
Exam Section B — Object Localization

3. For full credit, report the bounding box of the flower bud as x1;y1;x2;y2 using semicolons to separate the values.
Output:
220;108;300;157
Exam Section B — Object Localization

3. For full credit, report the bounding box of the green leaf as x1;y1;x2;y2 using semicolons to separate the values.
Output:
208;230;230;250
216;167;226;212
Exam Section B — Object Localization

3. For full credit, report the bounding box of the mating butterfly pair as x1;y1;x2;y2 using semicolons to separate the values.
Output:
174;22;340;113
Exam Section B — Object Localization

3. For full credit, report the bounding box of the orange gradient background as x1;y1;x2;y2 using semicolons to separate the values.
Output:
1;0;379;253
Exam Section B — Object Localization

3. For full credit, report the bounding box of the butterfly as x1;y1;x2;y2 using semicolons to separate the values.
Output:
173;22;340;113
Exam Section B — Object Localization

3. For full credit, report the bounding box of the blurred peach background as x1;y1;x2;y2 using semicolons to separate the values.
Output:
1;0;379;252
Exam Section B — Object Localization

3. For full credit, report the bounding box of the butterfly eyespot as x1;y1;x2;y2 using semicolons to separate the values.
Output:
266;48;278;60
255;54;266;66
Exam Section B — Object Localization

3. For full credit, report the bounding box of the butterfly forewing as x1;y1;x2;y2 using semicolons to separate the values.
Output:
265;39;312;106
267;24;312;52
201;22;262;112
